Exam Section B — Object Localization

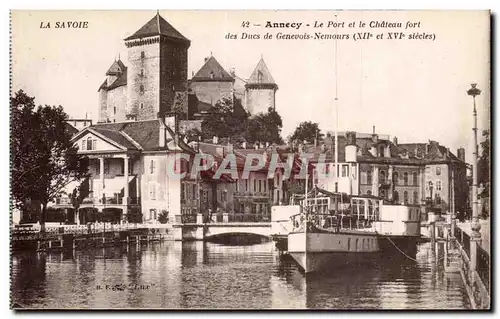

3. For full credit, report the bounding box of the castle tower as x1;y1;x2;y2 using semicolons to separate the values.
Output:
245;57;278;115
124;12;190;121
98;59;127;123
190;55;235;107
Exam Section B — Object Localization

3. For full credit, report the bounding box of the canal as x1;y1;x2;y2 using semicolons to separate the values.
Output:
11;241;470;309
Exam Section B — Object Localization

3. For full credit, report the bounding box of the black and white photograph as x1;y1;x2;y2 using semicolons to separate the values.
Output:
9;9;491;310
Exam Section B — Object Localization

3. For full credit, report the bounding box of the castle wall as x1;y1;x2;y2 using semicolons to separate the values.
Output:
98;89;108;122
159;41;189;115
127;40;161;120
245;88;275;114
190;81;233;106
106;86;127;122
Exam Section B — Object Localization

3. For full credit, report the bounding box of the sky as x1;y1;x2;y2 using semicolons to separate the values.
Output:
11;10;490;163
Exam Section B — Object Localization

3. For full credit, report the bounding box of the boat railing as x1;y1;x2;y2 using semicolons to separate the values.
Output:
290;212;377;232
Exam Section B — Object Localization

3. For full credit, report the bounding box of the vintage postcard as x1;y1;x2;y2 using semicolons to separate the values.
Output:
10;10;490;310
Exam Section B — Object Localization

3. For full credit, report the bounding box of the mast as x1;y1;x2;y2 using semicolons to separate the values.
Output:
334;14;339;193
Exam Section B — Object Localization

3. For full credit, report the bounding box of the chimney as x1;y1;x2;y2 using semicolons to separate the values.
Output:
213;136;218;144
159;119;166;147
457;147;466;162
393;136;398;145
370;126;378;144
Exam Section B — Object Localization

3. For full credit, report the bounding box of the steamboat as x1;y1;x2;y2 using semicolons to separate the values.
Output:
274;186;421;273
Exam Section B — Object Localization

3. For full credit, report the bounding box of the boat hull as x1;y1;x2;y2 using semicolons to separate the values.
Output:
288;231;419;273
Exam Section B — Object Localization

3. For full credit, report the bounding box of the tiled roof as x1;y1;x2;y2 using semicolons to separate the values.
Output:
192;56;234;82
92;120;163;150
124;13;190;43
64;122;79;136
106;60;126;75
91;127;138;150
107;68;127;90
246;58;277;86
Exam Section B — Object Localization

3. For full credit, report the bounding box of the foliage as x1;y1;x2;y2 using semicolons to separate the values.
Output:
201;97;249;141
10;90;89;231
172;92;187;120
289;121;324;144
246;108;284;145
127;207;143;223
158;210;169;224
184;128;202;143
478;129;490;187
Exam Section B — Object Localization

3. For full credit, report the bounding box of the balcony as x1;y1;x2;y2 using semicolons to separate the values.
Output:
233;191;271;198
80;196;141;206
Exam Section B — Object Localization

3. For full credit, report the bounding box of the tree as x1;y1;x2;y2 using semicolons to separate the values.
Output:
201;97;249;140
246;108;284;145
478;129;490;186
158;210;169;224
11;90;89;231
289;121;324;144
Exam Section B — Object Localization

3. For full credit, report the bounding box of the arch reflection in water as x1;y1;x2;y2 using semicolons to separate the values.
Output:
11;241;470;309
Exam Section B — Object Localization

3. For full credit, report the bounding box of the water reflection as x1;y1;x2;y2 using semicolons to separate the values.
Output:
11;241;470;309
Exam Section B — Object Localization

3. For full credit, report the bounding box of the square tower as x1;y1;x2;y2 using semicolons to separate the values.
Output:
124;13;190;121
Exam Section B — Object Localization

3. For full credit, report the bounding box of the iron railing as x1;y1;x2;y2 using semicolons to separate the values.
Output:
477;245;490;292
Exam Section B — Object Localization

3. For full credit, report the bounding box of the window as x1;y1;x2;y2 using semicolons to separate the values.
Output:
393;172;399;185
149;160;156;174
380;189;386;199
367;190;372;196
436;193;441;205
404;191;408;204
114;106;116;115
149;184;156;200
140;69;144;77
379;145;385;157
342;165;349;177
253;179;257;192
351;164;357;179
436;167;441;175
403;172;408;186
394;191;399;202
259;180;262;193
413;172;418;186
367;170;372;184
379;170;386;184
436;180;442;191
141;51;145;59
413;191;418;204
87;137;93;150
140;85;144;94
257;70;263;83
82;140;86;151
140;103;144;109
245;180;249;192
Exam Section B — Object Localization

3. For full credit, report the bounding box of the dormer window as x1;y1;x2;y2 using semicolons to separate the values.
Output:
140;103;144;109
140;84;144;94
210;71;215;79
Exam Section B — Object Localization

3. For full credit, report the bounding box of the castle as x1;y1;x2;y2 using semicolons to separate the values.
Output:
97;12;278;124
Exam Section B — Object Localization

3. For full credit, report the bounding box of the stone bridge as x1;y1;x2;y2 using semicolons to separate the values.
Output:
172;215;271;241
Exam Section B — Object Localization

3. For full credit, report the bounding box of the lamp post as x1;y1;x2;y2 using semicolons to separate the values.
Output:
467;83;481;237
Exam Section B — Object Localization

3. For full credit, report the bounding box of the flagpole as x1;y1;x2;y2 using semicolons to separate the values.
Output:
334;14;339;193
